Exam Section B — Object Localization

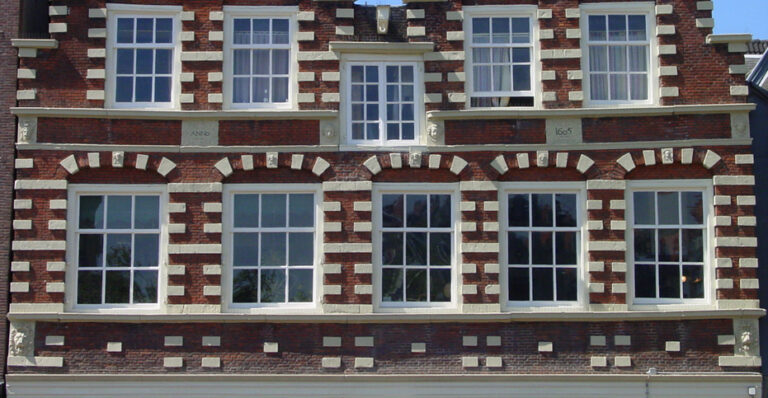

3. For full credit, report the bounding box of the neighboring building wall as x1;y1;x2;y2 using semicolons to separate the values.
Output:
5;0;763;396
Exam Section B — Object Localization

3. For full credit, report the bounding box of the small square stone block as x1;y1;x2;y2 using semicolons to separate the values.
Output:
323;336;342;347
106;342;122;352
487;336;501;347
538;342;553;352
164;336;183;347
590;356;607;368
590;336;606;346
462;336;478;346
615;356;632;367
411;343;426;353
264;342;279;353
322;357;341;368
202;336;220;347
355;336;374;347
354;357;374;368
665;341;681;352
462;356;479;367
486;356;503;368
615;336;631;346
201;357;221;368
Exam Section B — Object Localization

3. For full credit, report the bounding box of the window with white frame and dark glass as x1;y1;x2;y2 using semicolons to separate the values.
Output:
229;193;315;305
380;193;453;305
112;15;175;106
468;15;534;107
229;17;291;106
506;193;579;304
632;191;706;302
76;194;161;306
347;63;419;145
585;13;651;103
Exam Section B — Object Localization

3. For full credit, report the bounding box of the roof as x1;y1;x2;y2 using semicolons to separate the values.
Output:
747;40;768;55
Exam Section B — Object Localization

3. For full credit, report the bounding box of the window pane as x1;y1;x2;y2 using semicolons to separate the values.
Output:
155;49;172;74
272;19;289;44
610;74;628;100
681;192;703;225
657;192;679;224
133;270;158;303
366;123;379;140
233;50;250;75
634;192;655;224
106;234;131;267
117;49;134;75
430;233;451;266
508;231;529;265
135;49;153;74
511;18;530;43
382;268;403;302
491;17;510;43
260;269;286;303
430;195;451;228
80;196;104;229
405;269;427;302
609;46;627;72
117;18;134;43
555;232;577;265
272;77;288;102
233;18;250;44
630;74;648;100
366;104;379;121
233;269;259;303
288;233;313;266
555;268;577;301
116;77;133;102
136;18;153;43
682;229;703;262
682;265;704;299
351;123;364;140
382;194;403;227
107;196;132;229
253;50;270;75
555;194;577;227
366;65;378;82
532;267;554;301
233;233;259;266
261;194;286;227
589;15;606;41
134;234;159;267
366;84;378;101
78;271;102;304
135;77;152;102
289;194;314;227
155;18;172;43
474;66;492;92
401;66;414;82
628;15;646;40
657;229;679;262
508;194;529;227
634;264;656;298
252;78;270;102
628;46;647;72
134;196;159;229
261;233;286;266
405;232;427;265
105;270;130;303
508;267;529;301
512;65;531;91
233;77;249;103
531;232;553;265
659;265;680;298
589;46;608;72
472;18;490;43
512;48;530;63
634;229;655;262
79;234;103;267
590;74;608;100
386;103;399;120
406;195;428;228
387;124;399;140
382;232;403;265
386;65;399;82
493;65;511;92
429;269;451;302
402;104;414;120
608;15;627;41
234;194;259;228
402;124;414;140
531;194;553;227
351;65;364;82
473;48;490;63
288;269;312;302
154;77;171;102
272;49;289;74
253;19;270;44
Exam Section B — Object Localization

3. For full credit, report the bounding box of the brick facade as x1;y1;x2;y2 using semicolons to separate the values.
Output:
5;0;764;396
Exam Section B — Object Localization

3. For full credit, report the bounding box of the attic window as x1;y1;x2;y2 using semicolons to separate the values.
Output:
19;0;49;39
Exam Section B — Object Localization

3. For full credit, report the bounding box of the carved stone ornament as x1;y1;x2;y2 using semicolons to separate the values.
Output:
662;148;674;163
409;151;422;168
323;124;335;138
266;152;278;168
734;318;760;357
427;124;441;143
17;117;37;143
112;151;124;167
376;6;390;34
8;321;34;357
740;331;753;356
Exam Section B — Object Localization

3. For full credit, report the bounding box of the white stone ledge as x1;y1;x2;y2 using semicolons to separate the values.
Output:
719;356;761;367
180;52;223;62
203;202;222;213
10;282;29;293
323;202;341;212
713;176;754;186
14;199;32;209
323;243;372;253
8;356;63;367
11;262;30;272
89;8;107;18
423;51;465;61
322;181;371;192
588;241;626;252
13;240;66;251
46;282;65;293
168;183;222;193
715;237;757;248
540;49;581;59
13;220;31;230
168;244;222;254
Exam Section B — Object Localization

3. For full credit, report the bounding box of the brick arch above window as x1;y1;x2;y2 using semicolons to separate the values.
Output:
362;153;469;177
58;152;176;179
213;153;331;179
489;152;595;176
615;148;722;175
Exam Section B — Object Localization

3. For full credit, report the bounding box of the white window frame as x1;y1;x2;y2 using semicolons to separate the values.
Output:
463;5;540;109
105;4;182;110
221;183;323;313
627;179;714;309
372;183;460;312
65;184;168;313
580;2;658;107
223;6;298;110
340;54;425;147
499;182;587;311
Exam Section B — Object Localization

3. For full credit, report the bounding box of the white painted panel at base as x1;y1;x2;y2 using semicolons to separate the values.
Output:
4;376;761;398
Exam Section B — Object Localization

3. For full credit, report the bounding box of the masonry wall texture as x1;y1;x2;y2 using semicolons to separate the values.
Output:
5;0;763;395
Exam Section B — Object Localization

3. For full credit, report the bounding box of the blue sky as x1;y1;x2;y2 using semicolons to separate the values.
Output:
354;0;767;39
